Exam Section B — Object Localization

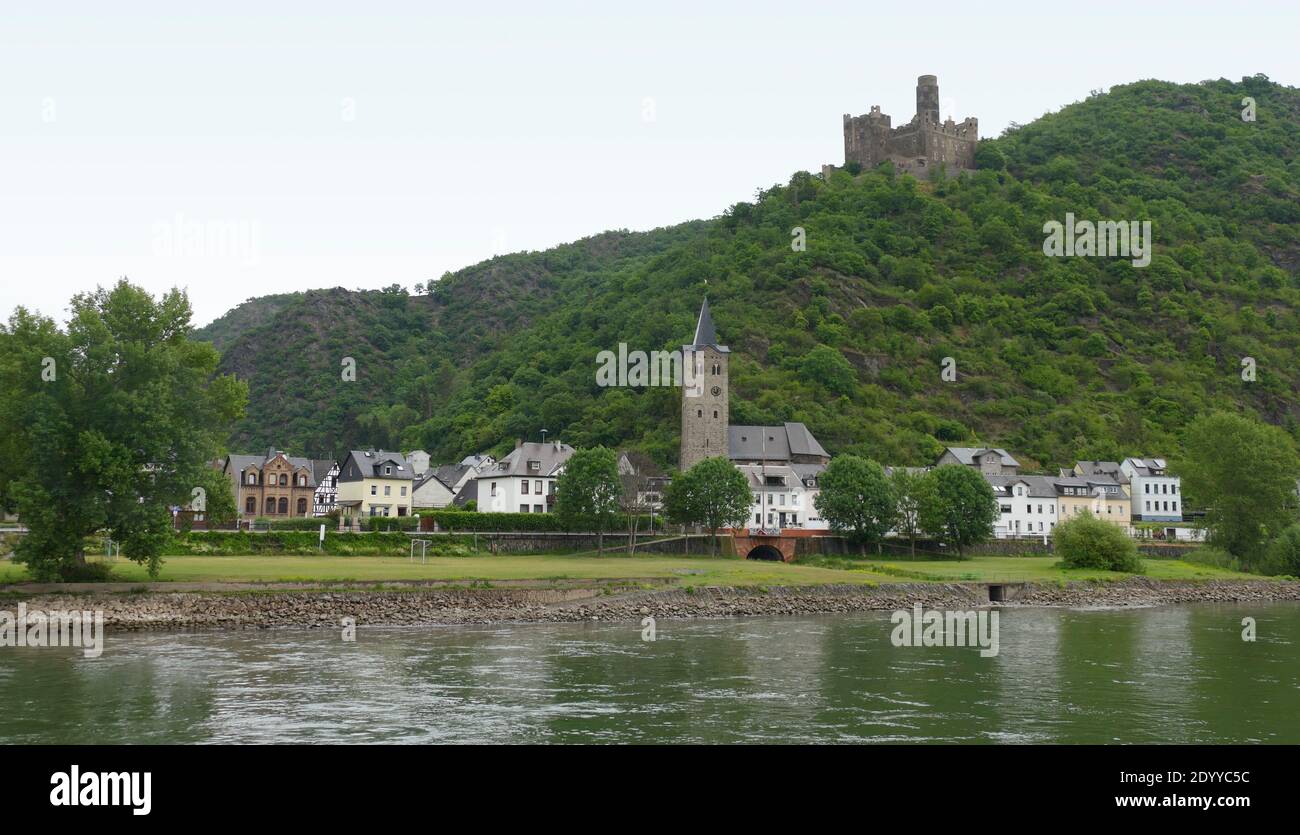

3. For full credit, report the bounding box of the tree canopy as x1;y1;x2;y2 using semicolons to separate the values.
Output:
0;281;247;579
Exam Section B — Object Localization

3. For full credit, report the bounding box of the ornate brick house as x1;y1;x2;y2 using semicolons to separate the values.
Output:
222;449;320;518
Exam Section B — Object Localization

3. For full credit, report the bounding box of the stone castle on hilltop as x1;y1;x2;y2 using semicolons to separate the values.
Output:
838;74;978;176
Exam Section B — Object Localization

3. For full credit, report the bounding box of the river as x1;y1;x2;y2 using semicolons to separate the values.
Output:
1;602;1296;743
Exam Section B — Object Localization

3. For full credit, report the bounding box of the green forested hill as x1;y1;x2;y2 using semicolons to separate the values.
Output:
196;75;1300;471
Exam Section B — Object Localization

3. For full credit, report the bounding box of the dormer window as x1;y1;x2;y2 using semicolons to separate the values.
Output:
528;460;540;472
385;466;392;476
247;473;257;485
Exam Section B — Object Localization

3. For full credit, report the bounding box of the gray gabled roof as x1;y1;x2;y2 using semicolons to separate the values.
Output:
728;422;829;462
452;479;479;507
343;449;414;479
432;463;471;489
943;446;1020;467
478;442;574;479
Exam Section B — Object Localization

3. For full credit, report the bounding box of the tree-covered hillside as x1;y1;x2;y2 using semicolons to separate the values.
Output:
197;75;1300;472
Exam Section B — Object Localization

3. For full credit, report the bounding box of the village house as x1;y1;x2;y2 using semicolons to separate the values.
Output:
223;450;319;519
986;471;1131;538
736;462;829;531
1121;457;1182;522
311;459;339;516
935;446;1020;475
475;440;574;513
412;470;456;509
335;449;416;522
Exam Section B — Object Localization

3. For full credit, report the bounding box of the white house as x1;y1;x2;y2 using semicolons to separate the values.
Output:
476;440;574;513
405;450;431;477
1121;457;1182;522
987;475;1058;538
735;463;828;531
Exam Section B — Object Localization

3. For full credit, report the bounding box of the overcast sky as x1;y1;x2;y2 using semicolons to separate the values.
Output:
2;1;1297;326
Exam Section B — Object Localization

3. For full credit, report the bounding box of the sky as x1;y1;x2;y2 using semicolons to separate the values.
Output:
1;1;1297;327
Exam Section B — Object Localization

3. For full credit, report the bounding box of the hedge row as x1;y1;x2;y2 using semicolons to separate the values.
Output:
418;510;661;533
251;517;336;531
165;531;469;556
365;515;421;532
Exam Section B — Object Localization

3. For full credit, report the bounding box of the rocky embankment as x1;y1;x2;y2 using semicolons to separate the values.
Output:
6;578;1299;631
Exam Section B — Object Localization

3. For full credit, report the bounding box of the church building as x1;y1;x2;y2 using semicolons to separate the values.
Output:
679;299;832;529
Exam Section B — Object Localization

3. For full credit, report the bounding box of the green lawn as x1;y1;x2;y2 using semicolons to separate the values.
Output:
0;553;897;587
0;552;1257;587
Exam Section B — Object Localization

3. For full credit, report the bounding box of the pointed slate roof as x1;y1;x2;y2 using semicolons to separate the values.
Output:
689;298;729;352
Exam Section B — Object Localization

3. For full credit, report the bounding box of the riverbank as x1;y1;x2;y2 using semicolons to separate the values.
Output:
5;577;1298;631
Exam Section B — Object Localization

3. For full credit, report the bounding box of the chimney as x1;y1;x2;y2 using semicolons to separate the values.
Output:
515;438;523;450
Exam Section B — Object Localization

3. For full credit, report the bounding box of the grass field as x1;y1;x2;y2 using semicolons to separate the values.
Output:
0;552;1256;587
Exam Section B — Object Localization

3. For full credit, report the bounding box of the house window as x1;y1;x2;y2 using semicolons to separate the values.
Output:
386;466;392;476
370;485;377;496
278;497;288;514
298;475;306;487
280;474;288;486
400;487;407;496
265;497;276;514
520;504;529;513
522;480;530;495
247;473;257;485
491;483;498;497
713;411;718;419
534;480;541;493
245;497;256;513
534;504;543;513
384;486;391;496
297;498;307;515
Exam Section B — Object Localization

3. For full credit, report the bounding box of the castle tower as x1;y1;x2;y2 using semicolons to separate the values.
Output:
915;74;940;125
679;298;729;471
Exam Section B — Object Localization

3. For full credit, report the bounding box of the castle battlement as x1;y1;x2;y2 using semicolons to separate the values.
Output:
839;75;978;175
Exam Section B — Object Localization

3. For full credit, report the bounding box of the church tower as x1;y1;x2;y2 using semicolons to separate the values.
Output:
680;298;729;471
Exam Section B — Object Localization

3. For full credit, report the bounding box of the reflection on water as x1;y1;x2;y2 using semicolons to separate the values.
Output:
0;603;1296;744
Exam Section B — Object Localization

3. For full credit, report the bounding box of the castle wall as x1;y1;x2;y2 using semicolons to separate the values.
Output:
840;76;978;174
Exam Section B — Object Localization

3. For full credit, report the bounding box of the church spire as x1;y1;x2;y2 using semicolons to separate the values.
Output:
691;298;727;351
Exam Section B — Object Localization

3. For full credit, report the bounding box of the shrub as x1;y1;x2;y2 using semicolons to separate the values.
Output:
365;515;420;532
1262;524;1300;576
1185;546;1243;573
255;517;331;531
1053;512;1141;572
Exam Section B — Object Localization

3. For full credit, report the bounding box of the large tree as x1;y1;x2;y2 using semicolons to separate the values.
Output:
663;456;751;557
0;281;247;580
554;445;622;554
917;465;997;558
813;455;896;554
890;468;931;557
1175;411;1300;563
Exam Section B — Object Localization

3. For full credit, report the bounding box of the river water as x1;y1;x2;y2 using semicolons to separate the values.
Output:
1;603;1296;744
